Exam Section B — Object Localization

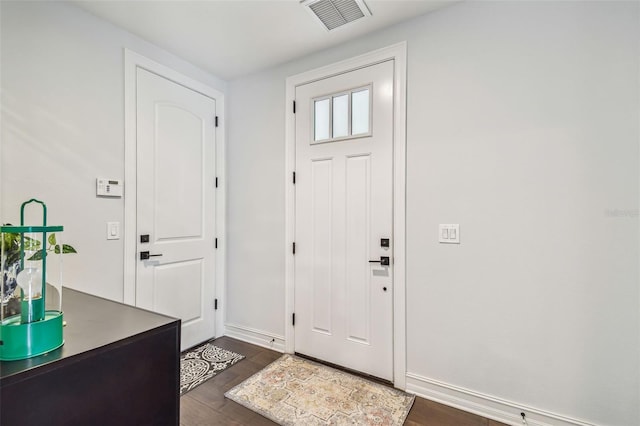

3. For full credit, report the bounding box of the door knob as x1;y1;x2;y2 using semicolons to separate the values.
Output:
369;256;390;266
140;251;163;260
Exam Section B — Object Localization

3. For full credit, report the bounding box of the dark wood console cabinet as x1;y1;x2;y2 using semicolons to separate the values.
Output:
0;288;180;425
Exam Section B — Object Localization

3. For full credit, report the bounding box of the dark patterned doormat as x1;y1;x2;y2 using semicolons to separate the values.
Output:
180;340;244;395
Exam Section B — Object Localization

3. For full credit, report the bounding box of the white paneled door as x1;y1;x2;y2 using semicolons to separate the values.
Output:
136;68;216;350
294;60;394;381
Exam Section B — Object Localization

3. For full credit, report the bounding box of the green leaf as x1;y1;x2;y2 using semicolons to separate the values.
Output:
62;244;77;254
6;249;21;266
2;231;16;250
23;238;41;251
54;245;61;254
27;249;45;261
48;234;57;246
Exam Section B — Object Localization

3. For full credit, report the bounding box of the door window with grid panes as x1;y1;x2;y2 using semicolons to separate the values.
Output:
312;85;371;144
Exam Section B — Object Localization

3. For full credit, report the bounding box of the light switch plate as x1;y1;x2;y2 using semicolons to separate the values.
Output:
107;222;120;240
439;224;460;244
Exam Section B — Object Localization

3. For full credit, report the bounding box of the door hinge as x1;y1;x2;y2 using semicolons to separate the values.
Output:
215;177;218;188
293;171;296;184
292;242;296;255
293;100;296;114
215;116;219;127
292;313;295;326
214;299;218;310
215;238;218;249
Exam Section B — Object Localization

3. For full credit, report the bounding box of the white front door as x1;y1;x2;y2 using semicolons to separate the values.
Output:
294;60;394;381
136;67;217;350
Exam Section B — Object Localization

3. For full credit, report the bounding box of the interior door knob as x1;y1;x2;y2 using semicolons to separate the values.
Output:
369;256;390;266
140;251;163;260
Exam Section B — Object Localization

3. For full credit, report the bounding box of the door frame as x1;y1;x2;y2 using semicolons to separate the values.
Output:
284;42;408;389
123;49;227;338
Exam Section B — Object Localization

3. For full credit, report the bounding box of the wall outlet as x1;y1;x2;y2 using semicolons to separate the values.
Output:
439;224;460;244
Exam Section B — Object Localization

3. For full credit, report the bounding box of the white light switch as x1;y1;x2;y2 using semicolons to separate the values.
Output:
439;224;460;244
107;222;120;240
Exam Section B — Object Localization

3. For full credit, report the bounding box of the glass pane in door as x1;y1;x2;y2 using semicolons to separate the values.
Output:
332;94;349;138
351;89;369;135
314;98;330;141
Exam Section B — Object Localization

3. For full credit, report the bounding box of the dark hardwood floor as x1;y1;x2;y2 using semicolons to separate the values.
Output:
180;336;507;426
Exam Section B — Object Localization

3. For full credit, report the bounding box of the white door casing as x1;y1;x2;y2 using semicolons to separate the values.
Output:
124;50;227;348
294;60;394;381
285;42;407;388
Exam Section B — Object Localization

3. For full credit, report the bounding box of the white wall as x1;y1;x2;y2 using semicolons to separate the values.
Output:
226;1;639;425
0;1;226;301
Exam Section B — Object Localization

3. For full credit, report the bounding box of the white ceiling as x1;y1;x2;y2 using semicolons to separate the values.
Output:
72;0;454;80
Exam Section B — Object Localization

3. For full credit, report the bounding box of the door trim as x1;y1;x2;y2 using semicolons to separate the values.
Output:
123;49;227;338
284;42;408;389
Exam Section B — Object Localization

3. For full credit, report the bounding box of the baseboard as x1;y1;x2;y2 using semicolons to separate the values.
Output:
405;373;595;426
224;323;285;353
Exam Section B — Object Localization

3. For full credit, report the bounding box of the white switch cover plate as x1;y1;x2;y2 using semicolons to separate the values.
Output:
107;222;120;240
439;224;460;244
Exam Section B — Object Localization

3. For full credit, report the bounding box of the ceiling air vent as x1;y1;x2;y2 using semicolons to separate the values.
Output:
302;0;372;31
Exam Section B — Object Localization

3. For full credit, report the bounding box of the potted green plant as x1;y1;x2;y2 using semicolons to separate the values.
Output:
1;228;77;304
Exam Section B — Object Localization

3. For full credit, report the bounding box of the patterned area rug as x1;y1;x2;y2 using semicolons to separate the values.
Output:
225;354;415;425
180;341;244;395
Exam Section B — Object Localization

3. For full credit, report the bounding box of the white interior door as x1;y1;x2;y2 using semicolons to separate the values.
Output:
294;60;394;381
136;67;216;350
